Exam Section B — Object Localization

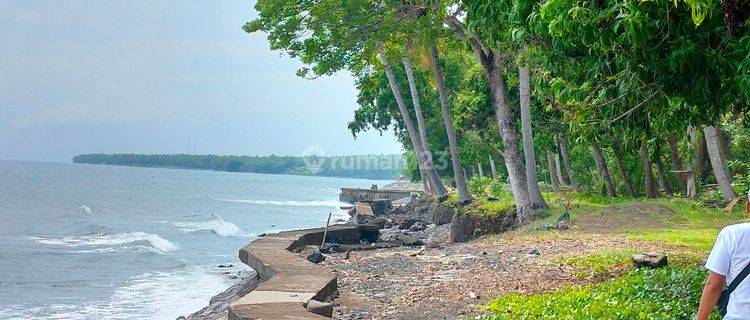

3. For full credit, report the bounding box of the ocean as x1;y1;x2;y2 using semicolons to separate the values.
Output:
0;160;389;319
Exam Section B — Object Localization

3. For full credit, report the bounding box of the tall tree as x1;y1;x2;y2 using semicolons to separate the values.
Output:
380;54;448;200
546;148;560;190
428;44;472;203
556;133;578;190
667;136;688;195
519;67;548;208
592;141;617;197
402;56;448;196
704;125;737;201
611;139;636;197
639;143;659;198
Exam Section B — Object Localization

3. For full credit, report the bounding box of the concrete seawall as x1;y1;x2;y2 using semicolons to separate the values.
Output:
229;224;378;319
339;187;419;204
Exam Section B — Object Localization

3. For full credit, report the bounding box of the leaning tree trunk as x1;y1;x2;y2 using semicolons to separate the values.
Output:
489;156;497;179
696;131;711;183
484;55;534;222
380;54;448;201
612;140;636;197
686;127;699;198
402;57;448;198
653;139;673;196
668;136;688;195
556;132;578;190
477;163;484;176
428;44;472;203
519;67;548;208
554;154;566;186
546;148;560;190
639;142;659;198
592;141;617;197
704;125;737;201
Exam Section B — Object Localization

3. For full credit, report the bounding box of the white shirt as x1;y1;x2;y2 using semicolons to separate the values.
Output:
706;223;750;319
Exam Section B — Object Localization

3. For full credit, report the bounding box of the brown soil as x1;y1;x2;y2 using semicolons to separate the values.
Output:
323;202;677;319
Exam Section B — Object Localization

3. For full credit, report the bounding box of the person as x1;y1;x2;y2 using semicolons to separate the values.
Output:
696;222;750;319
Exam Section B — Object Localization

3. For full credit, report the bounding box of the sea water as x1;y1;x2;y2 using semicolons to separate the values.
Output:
0;160;388;319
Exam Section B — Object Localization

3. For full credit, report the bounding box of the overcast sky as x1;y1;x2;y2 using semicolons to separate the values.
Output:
0;0;401;163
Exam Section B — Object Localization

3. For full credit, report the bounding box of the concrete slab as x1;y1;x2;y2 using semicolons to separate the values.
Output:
231;291;316;305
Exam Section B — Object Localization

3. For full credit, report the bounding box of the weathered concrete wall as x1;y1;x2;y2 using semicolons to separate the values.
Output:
339;187;420;204
229;224;378;319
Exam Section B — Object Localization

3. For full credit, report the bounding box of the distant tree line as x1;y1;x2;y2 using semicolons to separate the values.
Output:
72;153;405;180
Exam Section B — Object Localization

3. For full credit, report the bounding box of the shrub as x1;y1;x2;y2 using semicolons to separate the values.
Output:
483;267;717;320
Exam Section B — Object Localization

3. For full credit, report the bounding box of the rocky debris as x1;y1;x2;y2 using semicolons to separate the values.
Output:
320;243;341;254
427;202;454;225
369;217;389;229
365;199;393;215
632;252;668;269
305;300;334;317
398;218;420;230
395;234;423;246
340;205;354;210
307;252;326;263
353;202;376;224
408;221;426;232
381;181;425;191
451;206;518;243
392;196;412;206
339;242;401;252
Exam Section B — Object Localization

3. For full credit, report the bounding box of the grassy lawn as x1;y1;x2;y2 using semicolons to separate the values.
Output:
477;191;748;320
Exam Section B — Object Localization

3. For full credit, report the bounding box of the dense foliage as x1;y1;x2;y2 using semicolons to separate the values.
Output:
72;153;405;180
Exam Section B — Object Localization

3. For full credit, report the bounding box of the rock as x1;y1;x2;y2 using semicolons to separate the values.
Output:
632;252;668;269
369;217;389;229
451;206;518;243
468;291;478;299
528;249;540;256
340;205;354;210
305;300;334;317
334;218;346;223
320;243;340;254
396;234;424;246
428;203;454;225
365;199;393;215
306;252;325;263
377;229;400;242
409;221;426;232
258;233;267;237
556;221;569;230
398;218;420;230
217;264;233;268
347;207;356;216
354;202;376;224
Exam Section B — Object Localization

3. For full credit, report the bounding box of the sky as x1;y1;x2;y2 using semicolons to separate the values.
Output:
0;0;402;163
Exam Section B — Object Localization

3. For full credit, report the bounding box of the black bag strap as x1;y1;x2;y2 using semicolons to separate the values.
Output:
726;260;750;295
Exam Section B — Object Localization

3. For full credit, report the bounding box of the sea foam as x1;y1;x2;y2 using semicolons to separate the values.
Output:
172;214;252;237
31;231;179;254
212;197;346;208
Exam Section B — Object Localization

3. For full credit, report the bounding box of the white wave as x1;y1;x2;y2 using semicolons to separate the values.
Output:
31;231;179;254
212;197;346;207
0;266;231;320
77;205;92;213
172;214;253;237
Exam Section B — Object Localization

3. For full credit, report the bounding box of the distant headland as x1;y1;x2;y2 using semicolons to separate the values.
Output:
72;153;405;180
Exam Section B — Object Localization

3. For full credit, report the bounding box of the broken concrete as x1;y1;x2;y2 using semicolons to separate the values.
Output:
229;224;379;319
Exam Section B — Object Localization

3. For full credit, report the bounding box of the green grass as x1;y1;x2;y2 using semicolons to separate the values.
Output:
484;267;718;320
559;249;637;279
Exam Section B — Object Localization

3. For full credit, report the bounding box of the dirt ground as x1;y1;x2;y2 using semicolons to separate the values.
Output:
321;203;679;320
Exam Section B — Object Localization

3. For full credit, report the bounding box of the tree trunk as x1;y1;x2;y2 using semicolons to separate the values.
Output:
554;154;566;186
463;167;470;182
402;57;448;198
639;142;659;198
519;67;548;208
489;156;497;179
592;141;617;197
546;148;560;190
428;44;472;203
704;125;737;201
380;54;448;200
686;126;699;199
477;163;484;176
696;131;711;183
667;136;688;195
556;132;578;191
653;139;673;196
482;55;534;222
612;140;636;197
